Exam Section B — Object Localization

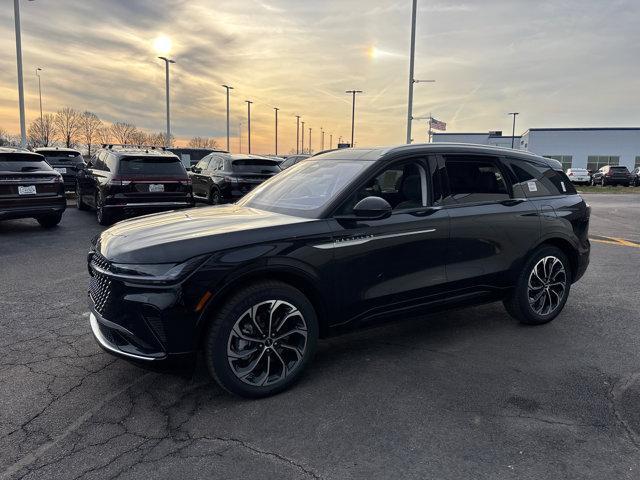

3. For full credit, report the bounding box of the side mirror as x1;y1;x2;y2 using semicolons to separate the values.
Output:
338;196;392;221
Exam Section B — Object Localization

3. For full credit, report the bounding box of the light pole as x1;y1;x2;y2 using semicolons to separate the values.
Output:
238;121;243;153
222;85;233;151
158;56;175;147
301;121;305;153
406;0;418;145
274;107;279;155
35;67;43;125
308;127;312;154
508;112;519;148
345;90;362;147
13;0;31;147
321;127;324;151
245;100;253;153
295;115;301;154
329;133;333;149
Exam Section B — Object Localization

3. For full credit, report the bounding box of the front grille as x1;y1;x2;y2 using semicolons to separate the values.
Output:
89;252;115;317
89;272;112;316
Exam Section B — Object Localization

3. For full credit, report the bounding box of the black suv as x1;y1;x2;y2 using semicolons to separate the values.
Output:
88;144;590;398
77;145;194;225
0;147;66;227
590;165;631;186
189;153;281;204
167;148;228;167
34;147;85;190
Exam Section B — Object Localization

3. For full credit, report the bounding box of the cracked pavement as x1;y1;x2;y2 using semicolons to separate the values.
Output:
1;193;639;479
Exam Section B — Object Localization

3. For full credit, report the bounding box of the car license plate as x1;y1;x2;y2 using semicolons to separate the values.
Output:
18;185;37;195
54;167;67;174
149;184;164;192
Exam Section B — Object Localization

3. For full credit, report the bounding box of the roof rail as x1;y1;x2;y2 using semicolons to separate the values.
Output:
101;143;167;151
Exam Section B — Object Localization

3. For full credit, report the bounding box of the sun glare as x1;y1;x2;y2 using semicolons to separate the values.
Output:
153;35;172;55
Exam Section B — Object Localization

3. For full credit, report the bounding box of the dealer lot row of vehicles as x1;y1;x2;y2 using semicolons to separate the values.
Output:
566;165;640;186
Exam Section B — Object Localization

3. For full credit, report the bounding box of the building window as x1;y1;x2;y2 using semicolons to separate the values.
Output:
635;156;640;168
544;155;572;171
587;156;619;172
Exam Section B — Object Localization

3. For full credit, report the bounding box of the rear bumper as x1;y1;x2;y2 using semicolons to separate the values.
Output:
0;197;66;220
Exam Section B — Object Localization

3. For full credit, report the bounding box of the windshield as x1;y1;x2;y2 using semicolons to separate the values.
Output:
232;159;281;173
238;159;373;218
0;153;53;172
117;156;186;176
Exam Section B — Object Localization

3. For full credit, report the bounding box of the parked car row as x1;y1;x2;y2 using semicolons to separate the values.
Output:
566;164;639;187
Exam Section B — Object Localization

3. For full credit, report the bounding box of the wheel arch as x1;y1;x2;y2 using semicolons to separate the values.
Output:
196;265;331;343
535;236;579;281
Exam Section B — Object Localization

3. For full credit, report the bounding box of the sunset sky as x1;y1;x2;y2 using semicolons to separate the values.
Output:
1;0;638;153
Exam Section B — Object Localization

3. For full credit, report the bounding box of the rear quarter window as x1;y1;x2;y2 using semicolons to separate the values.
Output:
508;158;576;197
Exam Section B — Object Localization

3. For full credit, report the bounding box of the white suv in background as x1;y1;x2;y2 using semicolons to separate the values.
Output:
566;168;591;184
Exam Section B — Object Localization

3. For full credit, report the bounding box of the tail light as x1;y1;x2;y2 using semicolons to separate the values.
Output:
107;178;132;186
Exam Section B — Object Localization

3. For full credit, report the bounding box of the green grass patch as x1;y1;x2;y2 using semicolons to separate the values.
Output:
576;185;640;194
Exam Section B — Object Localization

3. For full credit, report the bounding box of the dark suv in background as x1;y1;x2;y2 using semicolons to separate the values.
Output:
167;147;228;168
34;147;85;191
77;145;194;225
88;144;590;398
591;165;631;186
189;153;281;204
0;147;66;227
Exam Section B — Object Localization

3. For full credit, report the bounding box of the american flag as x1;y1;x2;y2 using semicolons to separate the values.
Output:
430;117;447;131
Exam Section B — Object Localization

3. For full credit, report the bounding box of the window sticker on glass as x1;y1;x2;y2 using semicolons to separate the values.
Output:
527;181;538;192
560;181;566;192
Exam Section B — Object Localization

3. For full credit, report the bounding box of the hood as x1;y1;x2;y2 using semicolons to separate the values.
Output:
96;204;312;264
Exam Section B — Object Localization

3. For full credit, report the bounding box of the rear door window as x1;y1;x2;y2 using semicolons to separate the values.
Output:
443;155;510;204
0;153;52;172
117;156;186;175
508;158;576;196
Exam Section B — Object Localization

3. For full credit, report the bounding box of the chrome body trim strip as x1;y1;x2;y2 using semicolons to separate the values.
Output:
312;228;436;250
90;312;160;361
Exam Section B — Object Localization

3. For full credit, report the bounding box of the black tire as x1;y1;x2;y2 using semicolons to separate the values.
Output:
204;280;319;398
96;193;112;226
76;182;88;211
37;212;63;228
208;186;221;205
590;178;596;186
503;245;572;325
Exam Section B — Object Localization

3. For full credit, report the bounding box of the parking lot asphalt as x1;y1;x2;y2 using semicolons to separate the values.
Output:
0;193;639;480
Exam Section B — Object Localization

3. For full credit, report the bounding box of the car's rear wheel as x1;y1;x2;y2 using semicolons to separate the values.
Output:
503;246;571;325
37;212;63;228
204;280;319;398
96;193;112;226
208;186;221;205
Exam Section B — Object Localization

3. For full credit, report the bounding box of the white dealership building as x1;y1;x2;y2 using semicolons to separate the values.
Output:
432;128;640;172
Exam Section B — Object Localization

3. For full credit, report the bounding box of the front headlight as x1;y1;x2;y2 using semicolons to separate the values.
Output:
104;255;209;284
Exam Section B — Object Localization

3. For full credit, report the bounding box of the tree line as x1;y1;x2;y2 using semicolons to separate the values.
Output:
0;108;219;154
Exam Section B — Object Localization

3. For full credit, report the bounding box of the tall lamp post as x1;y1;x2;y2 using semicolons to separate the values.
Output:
406;0;418;144
308;127;312;154
508;112;519;148
345;90;362;147
245;100;253;154
301;121;305;153
35;67;43;125
13;0;32;147
320;127;325;151
329;133;333;149
158;56;175;147
273;107;279;155
295;115;301;154
222;85;233;151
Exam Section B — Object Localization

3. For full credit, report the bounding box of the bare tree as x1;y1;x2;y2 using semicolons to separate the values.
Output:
146;132;167;147
80;111;103;156
188;136;219;149
28;114;56;147
0;127;10;147
110;122;137;144
129;129;148;146
97;126;112;145
54;107;82;147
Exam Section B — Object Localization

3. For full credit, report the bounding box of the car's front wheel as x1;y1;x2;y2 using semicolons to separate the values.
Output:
204;281;319;398
76;182;88;211
503;246;571;325
96;193;112;226
208;186;221;205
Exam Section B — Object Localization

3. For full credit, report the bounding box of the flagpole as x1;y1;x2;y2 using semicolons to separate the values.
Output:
428;113;432;143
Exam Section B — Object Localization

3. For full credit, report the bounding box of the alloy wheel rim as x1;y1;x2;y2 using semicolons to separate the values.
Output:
227;300;307;387
527;256;566;316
